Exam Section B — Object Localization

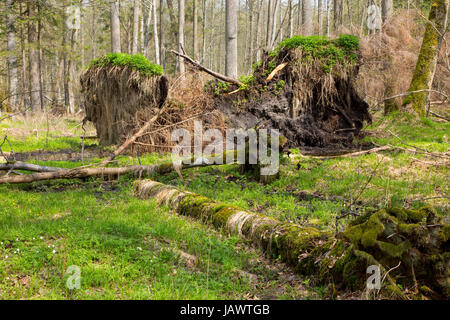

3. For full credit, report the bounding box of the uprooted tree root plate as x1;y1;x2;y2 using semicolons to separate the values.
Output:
210;35;372;149
134;179;449;300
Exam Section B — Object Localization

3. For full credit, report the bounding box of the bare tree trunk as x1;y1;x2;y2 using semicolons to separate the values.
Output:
255;0;263;61
248;0;254;69
178;0;186;75
402;0;449;116
382;0;393;23
27;1;40;112
111;0;121;53
326;0;331;36
38;7;44;110
269;0;280;49
225;0;238;78
201;0;207;63
288;0;294;38
143;2;152;58
318;0;323;35
266;0;273;46
302;0;313;35
6;0;18;111
19;2;28;112
153;0;160;64
131;0;140;54
159;0;165;69
193;0;199;59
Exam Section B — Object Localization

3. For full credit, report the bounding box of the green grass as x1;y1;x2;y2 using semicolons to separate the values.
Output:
0;112;448;299
0;115;317;300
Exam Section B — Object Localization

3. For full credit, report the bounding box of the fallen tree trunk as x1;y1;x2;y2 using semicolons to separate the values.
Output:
0;161;62;173
0;152;238;184
134;179;450;299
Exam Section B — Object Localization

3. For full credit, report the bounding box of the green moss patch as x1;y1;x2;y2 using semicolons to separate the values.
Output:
89;53;164;77
269;34;360;73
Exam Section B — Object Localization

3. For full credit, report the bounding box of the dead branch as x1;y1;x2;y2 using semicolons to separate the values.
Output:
313;146;392;159
0;162;62;173
170;50;244;86
0;152;239;185
98;100;170;167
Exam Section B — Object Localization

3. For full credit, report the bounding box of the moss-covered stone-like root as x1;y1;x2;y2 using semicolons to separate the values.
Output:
134;180;450;299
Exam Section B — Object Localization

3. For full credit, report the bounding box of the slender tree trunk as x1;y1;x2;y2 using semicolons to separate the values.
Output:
269;0;280;49
159;0;165;69
402;0;449;116
297;0;302;33
248;0;254;69
38;6;44;110
302;0;313;36
382;0;393;23
111;1;121;53
143;2;152;58
178;0;186;75
6;0;18;111
193;0;199;59
255;0;262;61
131;0;140;54
201;0;207;63
225;0;238;78
27;1;40;112
318;0;323;35
19;2;28;112
326;0;331;36
288;0;294;37
153;0;160;65
266;0;273;47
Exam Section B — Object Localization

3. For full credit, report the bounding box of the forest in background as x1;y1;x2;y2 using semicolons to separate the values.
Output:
1;0;447;116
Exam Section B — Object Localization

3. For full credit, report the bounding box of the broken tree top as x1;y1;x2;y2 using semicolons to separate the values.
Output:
81;53;168;146
211;34;372;149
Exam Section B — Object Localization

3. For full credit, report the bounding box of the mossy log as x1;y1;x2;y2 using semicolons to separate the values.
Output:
134;179;449;299
80;54;169;146
402;0;449;115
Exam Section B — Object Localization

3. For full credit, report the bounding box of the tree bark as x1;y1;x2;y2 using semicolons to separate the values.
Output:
225;0;238;78
302;0;313;36
131;0;140;54
318;0;323;35
201;0;207;63
288;0;294;38
178;0;186;75
27;1;40;112
402;0;449;116
269;0;280;49
110;0;121;53
382;0;393;23
6;0;18;112
193;0;199;60
153;0;161;64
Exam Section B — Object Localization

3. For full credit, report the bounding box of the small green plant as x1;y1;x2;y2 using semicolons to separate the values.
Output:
274;80;286;92
89;53;164;77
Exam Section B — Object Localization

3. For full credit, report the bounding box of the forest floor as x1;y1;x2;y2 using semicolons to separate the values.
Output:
0;109;448;299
